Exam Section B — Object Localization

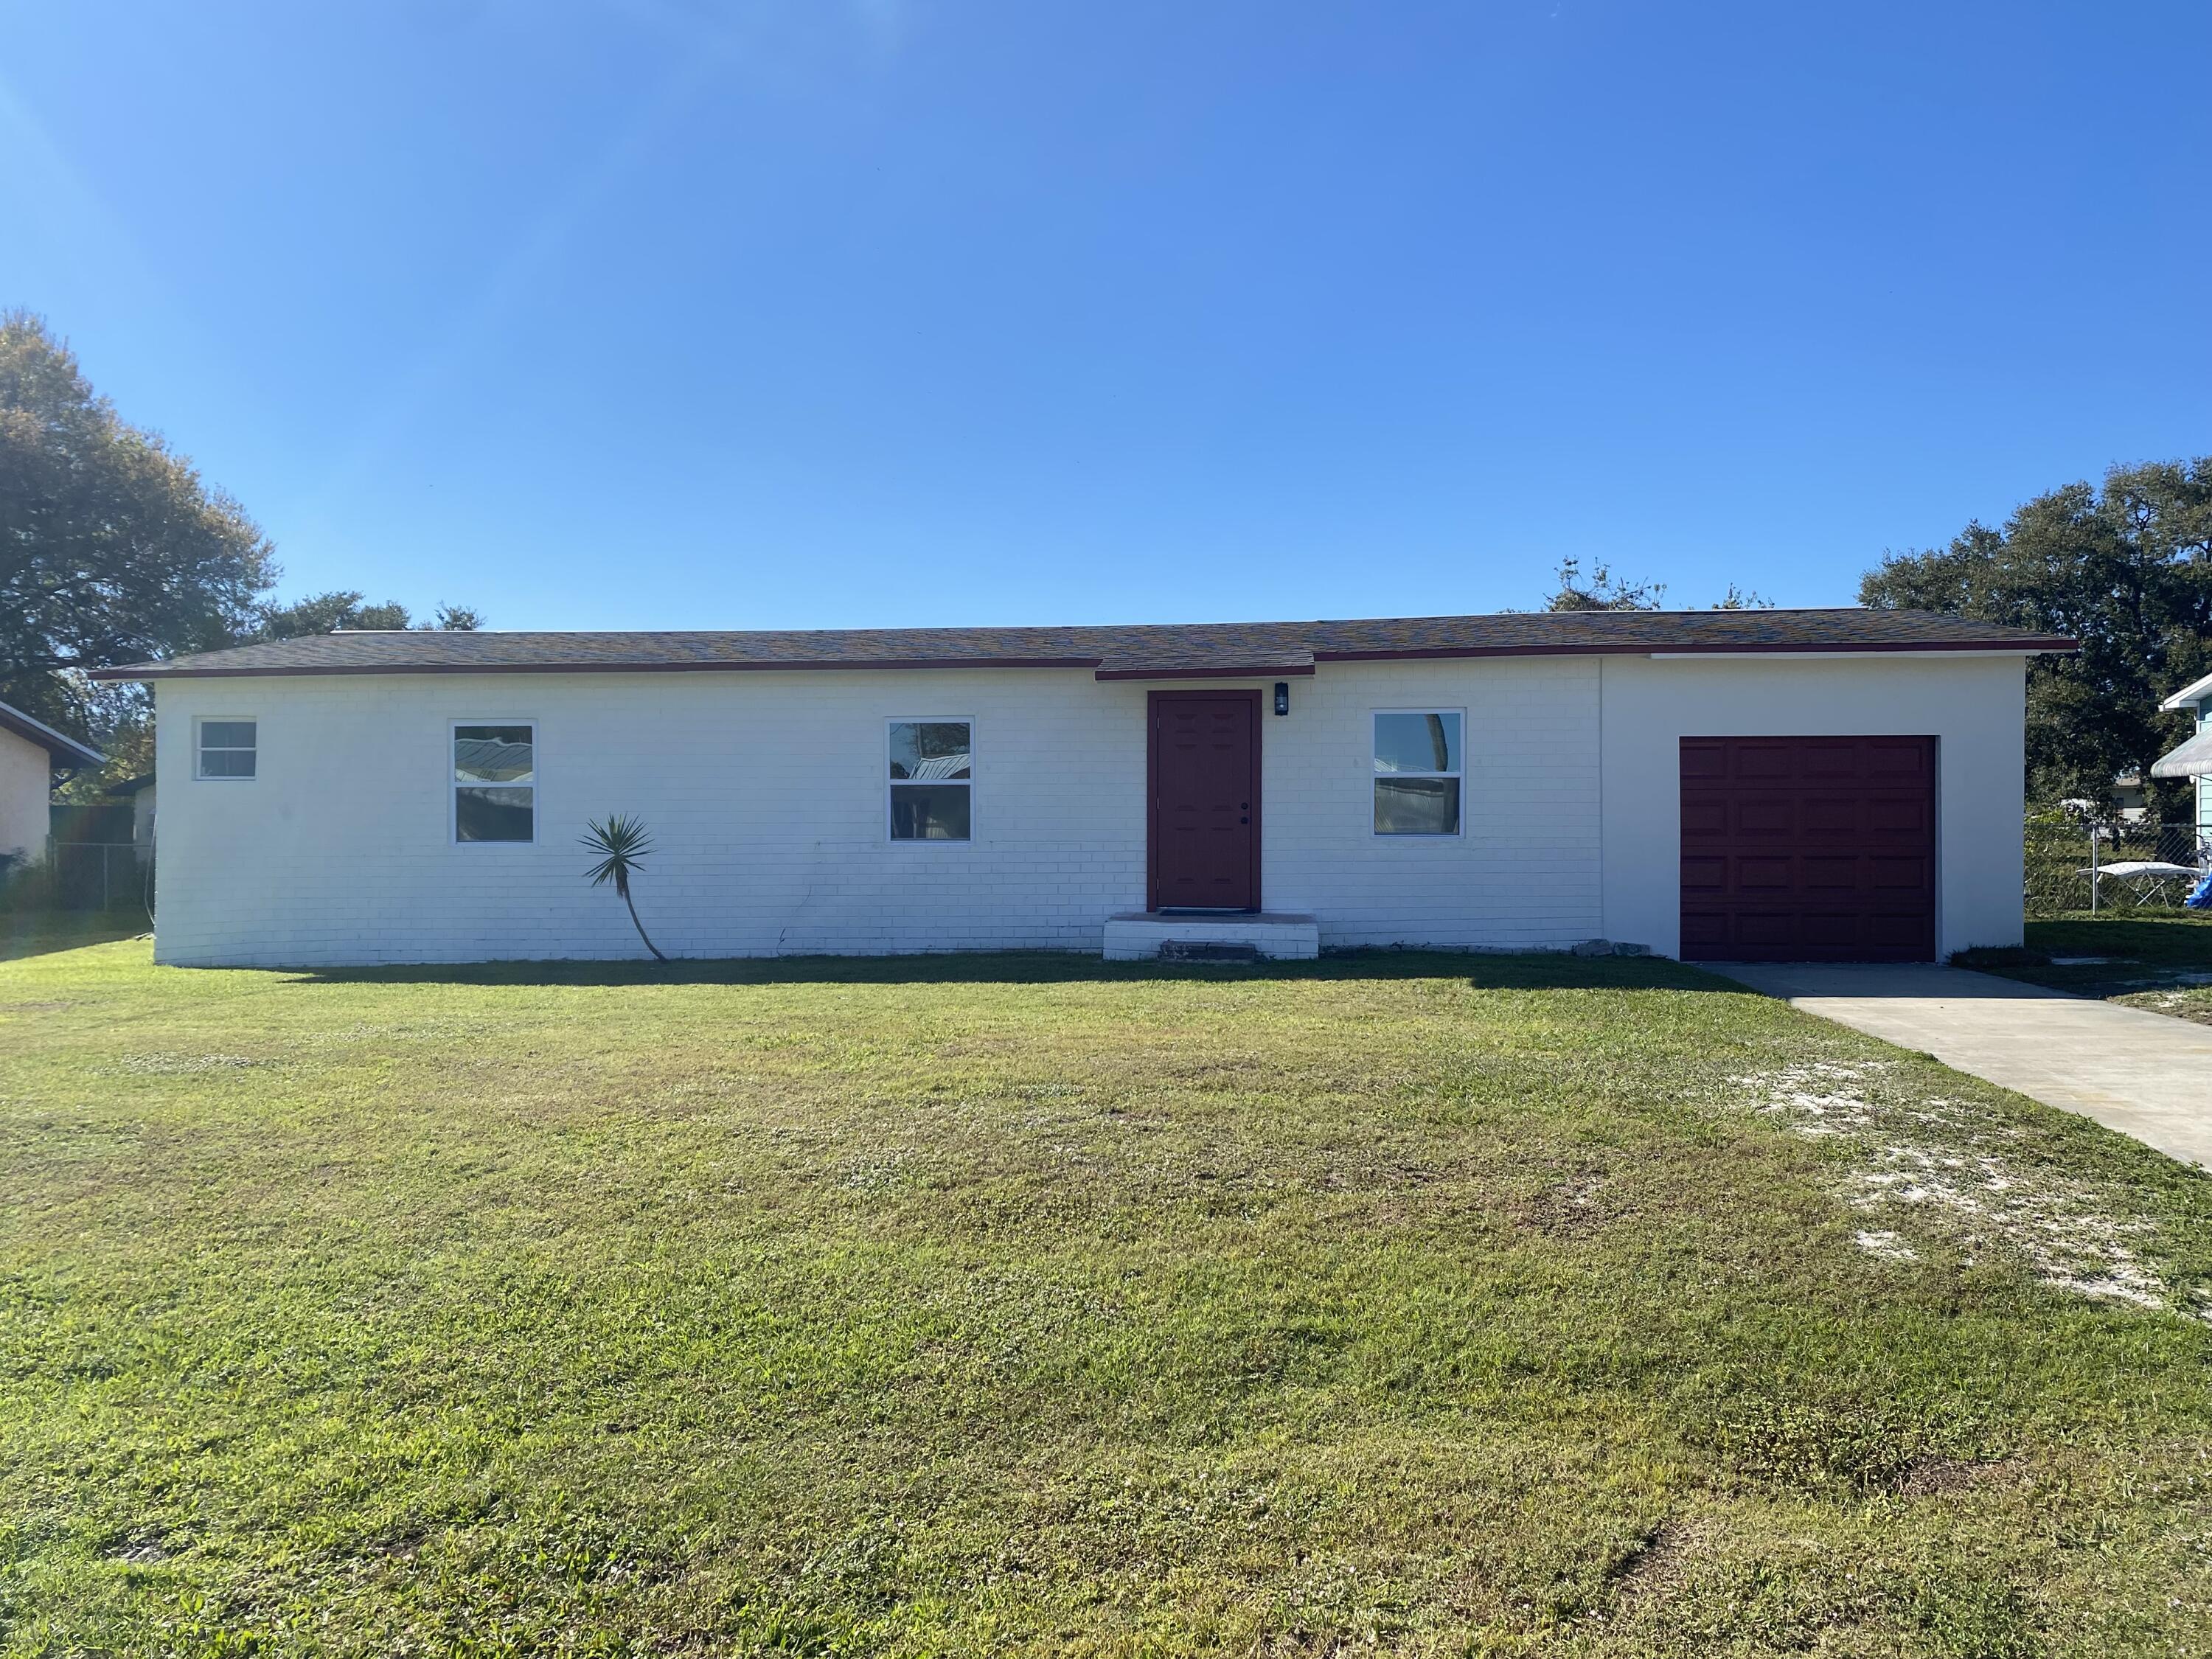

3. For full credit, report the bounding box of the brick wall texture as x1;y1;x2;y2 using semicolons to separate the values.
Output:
151;659;1604;964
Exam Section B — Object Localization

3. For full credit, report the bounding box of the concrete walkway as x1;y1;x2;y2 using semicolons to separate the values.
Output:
1710;962;2212;1170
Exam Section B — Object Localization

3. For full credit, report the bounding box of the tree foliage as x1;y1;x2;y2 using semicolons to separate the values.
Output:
249;594;481;642
0;311;275;732
1860;459;2212;810
1713;583;1775;611
1540;562;1773;612
1543;558;1667;611
2;310;480;795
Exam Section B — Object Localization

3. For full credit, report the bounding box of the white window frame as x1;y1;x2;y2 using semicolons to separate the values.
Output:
194;716;259;782
451;719;538;846
886;717;975;844
1371;708;1466;838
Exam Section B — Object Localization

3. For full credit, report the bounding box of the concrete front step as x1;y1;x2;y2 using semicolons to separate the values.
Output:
1103;911;1321;962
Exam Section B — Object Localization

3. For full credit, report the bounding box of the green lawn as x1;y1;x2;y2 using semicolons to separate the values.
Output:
3;942;2210;1657
1961;914;2212;1026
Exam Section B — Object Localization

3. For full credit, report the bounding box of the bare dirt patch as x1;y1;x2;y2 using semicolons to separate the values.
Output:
1516;1170;1613;1237
2114;987;2212;1027
1612;1517;1706;1607
1894;1455;2020;1498
1736;1060;2180;1312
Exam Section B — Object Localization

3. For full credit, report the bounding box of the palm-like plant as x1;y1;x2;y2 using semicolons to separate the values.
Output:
580;813;668;961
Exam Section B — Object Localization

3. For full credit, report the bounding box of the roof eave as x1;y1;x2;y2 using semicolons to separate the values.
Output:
0;701;105;768
1644;641;2075;660
1093;662;1318;681
94;655;1109;682
95;635;2080;682
1323;638;2076;663
2160;670;2212;712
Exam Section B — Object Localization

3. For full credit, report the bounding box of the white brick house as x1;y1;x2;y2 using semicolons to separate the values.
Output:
95;610;2068;967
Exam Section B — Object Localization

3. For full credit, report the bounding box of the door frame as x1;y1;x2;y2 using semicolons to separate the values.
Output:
1147;688;1263;913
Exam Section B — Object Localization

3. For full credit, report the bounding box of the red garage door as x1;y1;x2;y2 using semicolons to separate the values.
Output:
1680;737;1935;962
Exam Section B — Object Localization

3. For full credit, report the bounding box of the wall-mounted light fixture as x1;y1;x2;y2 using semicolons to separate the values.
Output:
1273;681;1290;716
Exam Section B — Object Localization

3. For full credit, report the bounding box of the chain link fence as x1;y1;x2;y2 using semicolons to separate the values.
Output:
2025;814;2209;917
0;842;155;917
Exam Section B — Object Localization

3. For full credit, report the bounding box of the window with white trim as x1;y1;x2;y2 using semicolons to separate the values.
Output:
197;719;257;779
453;723;535;842
1373;711;1461;835
888;720;971;840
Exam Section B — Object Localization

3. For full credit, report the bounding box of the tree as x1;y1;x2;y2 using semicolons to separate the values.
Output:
580;814;668;961
1713;584;1775;611
1538;560;1772;611
4;310;483;798
249;593;482;642
1860;459;2212;810
1543;558;1667;611
1;310;276;736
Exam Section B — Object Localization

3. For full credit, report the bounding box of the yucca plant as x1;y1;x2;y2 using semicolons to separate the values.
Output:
580;813;667;961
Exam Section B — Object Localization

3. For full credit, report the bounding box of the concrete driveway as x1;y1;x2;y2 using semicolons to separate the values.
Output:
1709;962;2212;1171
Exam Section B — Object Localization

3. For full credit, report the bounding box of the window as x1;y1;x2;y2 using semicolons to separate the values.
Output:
197;720;257;779
1374;711;1461;835
888;720;971;841
453;723;535;842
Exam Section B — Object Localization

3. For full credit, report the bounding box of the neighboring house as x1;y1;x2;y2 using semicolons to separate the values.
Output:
0;699;104;876
2152;672;2212;839
92;608;2068;968
2111;772;2149;823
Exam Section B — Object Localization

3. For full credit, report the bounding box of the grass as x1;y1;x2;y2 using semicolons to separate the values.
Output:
2;942;2211;1656
1958;914;2212;1026
0;911;147;964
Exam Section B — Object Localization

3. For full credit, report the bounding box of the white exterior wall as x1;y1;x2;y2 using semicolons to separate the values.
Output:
155;669;1144;967
0;726;51;867
1597;653;2028;959
1260;657;1602;950
150;651;2027;967
150;658;1601;965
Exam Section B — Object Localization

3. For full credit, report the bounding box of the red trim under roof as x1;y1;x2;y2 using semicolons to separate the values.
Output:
1096;663;1319;681
1310;640;2070;662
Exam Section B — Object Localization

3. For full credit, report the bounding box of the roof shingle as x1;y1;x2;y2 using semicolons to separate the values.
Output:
88;608;2075;683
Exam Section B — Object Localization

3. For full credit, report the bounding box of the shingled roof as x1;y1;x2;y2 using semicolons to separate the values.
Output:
90;608;2073;683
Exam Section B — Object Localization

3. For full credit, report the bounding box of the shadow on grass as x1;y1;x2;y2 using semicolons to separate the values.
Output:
1959;914;2212;1005
2020;914;2212;967
283;947;1741;995
0;913;150;962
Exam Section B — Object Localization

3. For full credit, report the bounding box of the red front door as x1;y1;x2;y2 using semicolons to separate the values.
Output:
1150;691;1261;911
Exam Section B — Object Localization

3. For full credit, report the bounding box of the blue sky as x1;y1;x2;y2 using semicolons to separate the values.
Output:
4;1;2206;630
